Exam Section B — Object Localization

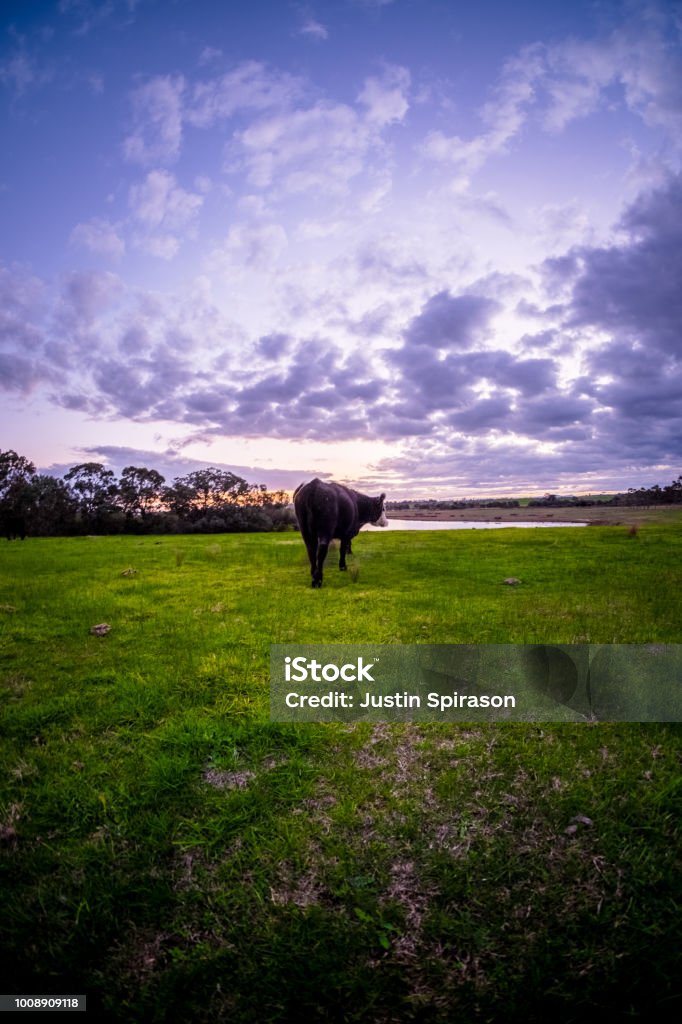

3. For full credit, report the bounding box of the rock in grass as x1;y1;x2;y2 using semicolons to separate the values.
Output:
90;623;111;636
503;577;522;586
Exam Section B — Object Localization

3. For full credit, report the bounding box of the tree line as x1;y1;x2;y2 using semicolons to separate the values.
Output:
526;477;682;507
388;477;682;511
386;498;521;510
0;450;294;537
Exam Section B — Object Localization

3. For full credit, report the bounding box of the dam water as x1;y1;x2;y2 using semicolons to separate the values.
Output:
362;518;587;531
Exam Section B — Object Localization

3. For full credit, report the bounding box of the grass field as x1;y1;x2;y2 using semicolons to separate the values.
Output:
1;525;681;1022
389;502;682;525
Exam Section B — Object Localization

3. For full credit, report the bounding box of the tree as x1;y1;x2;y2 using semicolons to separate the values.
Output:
0;450;37;535
25;475;77;536
118;466;166;521
163;468;251;522
64;463;118;531
161;480;196;521
0;449;36;500
664;475;682;503
185;469;251;510
246;484;288;508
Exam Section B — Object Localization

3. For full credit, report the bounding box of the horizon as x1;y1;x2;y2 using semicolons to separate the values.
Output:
2;0;681;498
8;443;665;504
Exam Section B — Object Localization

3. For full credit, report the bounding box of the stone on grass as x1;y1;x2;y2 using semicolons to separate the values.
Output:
90;623;111;636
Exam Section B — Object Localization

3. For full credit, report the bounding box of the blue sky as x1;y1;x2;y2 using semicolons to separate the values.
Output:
1;0;681;497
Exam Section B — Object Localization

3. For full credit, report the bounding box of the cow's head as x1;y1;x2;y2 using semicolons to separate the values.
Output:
371;492;388;527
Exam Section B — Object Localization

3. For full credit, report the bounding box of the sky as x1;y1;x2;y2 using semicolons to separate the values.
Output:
1;0;681;498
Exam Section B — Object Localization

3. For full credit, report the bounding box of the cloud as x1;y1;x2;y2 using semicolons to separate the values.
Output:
542;18;682;139
58;0;140;36
0;52;40;96
123;75;185;165
129;170;203;229
446;395;512;431
368;432;624;497
187;61;305;129
198;46;223;67
128;170;203;258
532;201;593;252
387;334;566;438
207;221;288;272
512;393;593;432
45;444;322;491
297;18;329;41
221;64;408;197
357;64;410;126
403;291;500;349
0;352;45;393
0;265;47;323
256;333;292;359
420;43;544;179
353;233;430;286
122;61;407;204
0;265;50;393
70;218;126;259
3;164;681;491
139;235;180;260
566;173;682;357
420;6;682;185
387;345;466;412
60;270;124;324
512;172;682;471
22;269;551;454
575;338;682;464
0;50;53;98
232;101;369;195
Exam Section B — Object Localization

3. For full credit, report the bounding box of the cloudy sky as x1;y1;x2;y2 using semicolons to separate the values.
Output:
1;0;681;497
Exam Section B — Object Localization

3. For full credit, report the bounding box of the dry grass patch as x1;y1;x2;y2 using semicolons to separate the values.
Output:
269;864;325;908
202;768;255;790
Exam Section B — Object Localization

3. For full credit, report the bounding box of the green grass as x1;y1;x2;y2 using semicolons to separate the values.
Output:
1;527;681;1022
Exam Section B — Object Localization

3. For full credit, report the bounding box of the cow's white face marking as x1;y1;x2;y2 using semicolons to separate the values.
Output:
373;509;388;528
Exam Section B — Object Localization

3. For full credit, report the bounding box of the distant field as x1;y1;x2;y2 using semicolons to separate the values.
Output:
513;494;616;507
1;527;681;1022
390;503;682;525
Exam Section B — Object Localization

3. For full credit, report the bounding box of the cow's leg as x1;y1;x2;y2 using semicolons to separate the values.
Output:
339;537;350;570
305;538;317;578
300;526;318;583
313;537;330;588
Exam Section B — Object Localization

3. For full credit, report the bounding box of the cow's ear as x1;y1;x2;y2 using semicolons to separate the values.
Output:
380;493;386;502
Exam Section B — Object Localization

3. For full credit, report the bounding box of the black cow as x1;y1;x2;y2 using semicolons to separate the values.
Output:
293;478;387;588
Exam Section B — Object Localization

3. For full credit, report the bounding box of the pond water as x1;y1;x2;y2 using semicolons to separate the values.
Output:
362;518;587;531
